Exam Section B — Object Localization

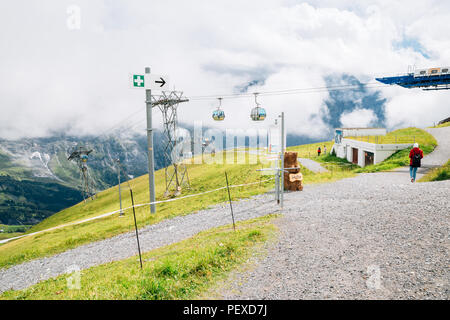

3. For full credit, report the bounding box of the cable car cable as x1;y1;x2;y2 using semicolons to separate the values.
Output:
188;82;389;101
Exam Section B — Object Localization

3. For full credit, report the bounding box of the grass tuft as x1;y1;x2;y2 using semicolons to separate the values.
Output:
419;159;450;182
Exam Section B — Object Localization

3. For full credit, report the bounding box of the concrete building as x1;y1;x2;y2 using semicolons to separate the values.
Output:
332;128;413;167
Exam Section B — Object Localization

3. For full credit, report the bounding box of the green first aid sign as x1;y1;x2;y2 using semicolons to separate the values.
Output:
133;74;145;87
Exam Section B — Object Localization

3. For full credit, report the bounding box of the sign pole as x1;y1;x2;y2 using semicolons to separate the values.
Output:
273;119;279;203
280;112;285;209
145;67;156;214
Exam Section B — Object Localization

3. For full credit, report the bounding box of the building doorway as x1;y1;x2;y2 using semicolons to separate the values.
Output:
352;148;358;164
364;151;374;166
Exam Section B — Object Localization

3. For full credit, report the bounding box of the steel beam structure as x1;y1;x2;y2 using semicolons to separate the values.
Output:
151;91;190;196
376;73;450;90
67;145;96;201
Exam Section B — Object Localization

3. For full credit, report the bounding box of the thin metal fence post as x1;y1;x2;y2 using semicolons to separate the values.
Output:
224;171;236;231
116;159;123;216
280;112;285;209
259;164;262;187
130;189;143;269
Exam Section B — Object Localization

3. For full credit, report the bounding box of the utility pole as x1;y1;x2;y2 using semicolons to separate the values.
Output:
145;67;156;213
116;159;123;216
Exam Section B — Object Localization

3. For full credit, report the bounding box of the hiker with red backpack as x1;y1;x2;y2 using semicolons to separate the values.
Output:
409;143;423;183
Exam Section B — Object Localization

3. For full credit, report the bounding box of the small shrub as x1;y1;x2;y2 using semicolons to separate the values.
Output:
247;230;262;241
154;261;179;277
331;148;336;157
139;278;169;300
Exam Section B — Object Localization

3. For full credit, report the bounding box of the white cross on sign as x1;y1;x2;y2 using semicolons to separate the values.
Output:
133;75;145;87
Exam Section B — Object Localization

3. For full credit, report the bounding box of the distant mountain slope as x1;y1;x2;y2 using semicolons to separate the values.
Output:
0;132;167;225
0;175;83;225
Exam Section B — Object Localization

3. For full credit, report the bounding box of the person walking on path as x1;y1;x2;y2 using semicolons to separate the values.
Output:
317;147;321;157
409;143;423;183
323;145;327;155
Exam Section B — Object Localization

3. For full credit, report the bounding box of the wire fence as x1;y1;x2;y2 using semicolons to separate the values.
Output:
0;177;274;245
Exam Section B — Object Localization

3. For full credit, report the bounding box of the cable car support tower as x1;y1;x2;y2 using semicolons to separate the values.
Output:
67;145;96;201
151;91;190;197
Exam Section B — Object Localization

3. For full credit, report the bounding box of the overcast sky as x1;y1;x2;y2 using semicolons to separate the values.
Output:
0;0;449;140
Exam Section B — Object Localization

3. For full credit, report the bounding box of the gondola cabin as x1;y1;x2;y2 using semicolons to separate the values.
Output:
212;109;225;121
250;106;266;121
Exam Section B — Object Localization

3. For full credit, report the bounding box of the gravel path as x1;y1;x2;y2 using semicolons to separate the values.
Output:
424;126;450;167
218;173;449;299
298;158;329;173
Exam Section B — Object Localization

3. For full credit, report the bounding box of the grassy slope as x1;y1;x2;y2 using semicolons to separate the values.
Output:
429;122;450;129
30;151;273;233
0;233;22;241
345;127;420;144
419;159;450;182
0;225;30;232
1;215;278;300
0;225;31;241
287;140;335;158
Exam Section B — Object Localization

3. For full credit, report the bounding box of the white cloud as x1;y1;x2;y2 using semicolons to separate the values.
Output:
384;86;450;129
340;109;377;128
0;0;449;140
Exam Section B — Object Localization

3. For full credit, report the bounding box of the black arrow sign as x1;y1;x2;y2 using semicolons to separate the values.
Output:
155;77;166;87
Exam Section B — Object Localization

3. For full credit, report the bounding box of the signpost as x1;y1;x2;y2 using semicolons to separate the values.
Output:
130;73;170;91
266;115;286;206
130;68;169;214
145;68;156;214
280;112;285;208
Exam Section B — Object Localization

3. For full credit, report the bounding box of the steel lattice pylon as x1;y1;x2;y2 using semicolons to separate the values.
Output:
151;91;190;197
67;145;96;201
